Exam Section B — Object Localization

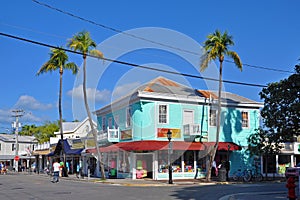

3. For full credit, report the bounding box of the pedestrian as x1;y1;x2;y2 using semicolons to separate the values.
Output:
0;162;2;175
59;160;64;177
52;159;60;183
76;163;80;178
225;160;230;181
212;160;217;177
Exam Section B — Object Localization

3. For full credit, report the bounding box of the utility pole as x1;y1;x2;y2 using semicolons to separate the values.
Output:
12;109;24;172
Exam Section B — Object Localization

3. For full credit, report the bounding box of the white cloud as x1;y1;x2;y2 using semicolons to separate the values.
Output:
68;85;111;103
0;109;12;123
0;108;43;128
112;81;141;98
22;112;43;123
14;95;53;110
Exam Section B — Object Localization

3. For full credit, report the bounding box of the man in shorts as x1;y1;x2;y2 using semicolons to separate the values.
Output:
52;160;61;183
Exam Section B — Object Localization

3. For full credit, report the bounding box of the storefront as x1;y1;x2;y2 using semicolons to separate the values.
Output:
47;139;83;175
86;140;241;180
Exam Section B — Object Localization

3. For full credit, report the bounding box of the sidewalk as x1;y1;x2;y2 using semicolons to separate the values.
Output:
15;171;286;187
59;174;221;186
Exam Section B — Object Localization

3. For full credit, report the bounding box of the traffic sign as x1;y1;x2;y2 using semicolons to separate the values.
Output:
14;155;20;161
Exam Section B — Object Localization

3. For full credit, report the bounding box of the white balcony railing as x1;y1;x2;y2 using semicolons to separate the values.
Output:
98;127;120;142
183;124;201;135
108;127;120;142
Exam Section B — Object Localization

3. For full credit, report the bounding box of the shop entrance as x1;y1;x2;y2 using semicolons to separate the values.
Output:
135;153;154;179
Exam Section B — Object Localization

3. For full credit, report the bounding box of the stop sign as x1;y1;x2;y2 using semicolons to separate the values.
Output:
14;155;20;161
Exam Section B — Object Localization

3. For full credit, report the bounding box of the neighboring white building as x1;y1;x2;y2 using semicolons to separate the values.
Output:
0;133;36;171
53;118;96;140
34;118;97;174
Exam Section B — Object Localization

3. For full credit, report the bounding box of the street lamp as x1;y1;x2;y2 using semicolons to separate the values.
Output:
167;129;173;184
226;144;231;181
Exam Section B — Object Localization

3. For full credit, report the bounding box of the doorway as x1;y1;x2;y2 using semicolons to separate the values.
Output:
135;153;154;179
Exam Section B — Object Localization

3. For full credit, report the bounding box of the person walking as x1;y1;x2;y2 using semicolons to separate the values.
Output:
52;160;60;183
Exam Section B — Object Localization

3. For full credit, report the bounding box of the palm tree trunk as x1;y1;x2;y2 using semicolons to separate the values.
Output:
82;56;106;180
59;68;67;177
206;60;223;181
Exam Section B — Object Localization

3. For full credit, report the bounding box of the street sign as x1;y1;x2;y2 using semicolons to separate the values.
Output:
14;155;20;161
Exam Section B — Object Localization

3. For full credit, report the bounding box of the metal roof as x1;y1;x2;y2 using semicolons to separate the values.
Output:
0;133;36;143
95;76;263;115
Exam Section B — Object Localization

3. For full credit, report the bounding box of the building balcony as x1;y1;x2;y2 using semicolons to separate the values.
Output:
98;127;120;143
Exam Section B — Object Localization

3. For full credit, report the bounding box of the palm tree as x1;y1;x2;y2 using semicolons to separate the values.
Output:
200;30;242;181
67;31;106;179
37;47;78;176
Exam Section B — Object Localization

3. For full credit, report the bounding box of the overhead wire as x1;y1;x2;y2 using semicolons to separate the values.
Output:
32;0;294;74
0;32;267;88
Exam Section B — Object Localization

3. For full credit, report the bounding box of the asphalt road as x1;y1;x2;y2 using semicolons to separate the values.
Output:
0;173;288;200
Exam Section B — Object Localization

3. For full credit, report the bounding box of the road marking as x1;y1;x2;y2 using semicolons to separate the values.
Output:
219;191;286;200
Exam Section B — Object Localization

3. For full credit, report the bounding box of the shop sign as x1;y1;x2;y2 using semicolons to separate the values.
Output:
121;130;132;140
157;128;181;138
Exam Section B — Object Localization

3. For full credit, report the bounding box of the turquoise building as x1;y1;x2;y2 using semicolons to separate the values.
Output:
90;77;263;180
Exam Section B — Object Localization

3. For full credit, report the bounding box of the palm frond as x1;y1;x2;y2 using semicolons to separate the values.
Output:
67;31;100;57
201;30;241;70
227;51;242;71
37;47;78;75
36;62;57;75
65;62;79;74
90;49;103;59
200;53;209;72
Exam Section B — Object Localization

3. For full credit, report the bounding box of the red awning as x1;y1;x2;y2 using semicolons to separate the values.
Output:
204;142;242;151
86;141;241;153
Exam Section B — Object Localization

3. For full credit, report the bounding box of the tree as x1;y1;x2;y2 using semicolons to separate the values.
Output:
37;48;78;176
200;30;242;181
19;121;59;143
260;65;300;142
34;121;59;143
67;31;105;179
247;128;281;179
19;124;37;136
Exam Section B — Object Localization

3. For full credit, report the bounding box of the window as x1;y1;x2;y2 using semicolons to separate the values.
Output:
126;107;132;128
242;111;249;128
158;104;168;124
12;143;15;151
108;117;113;129
209;109;217;126
102;116;106;131
0;143;1;151
114;115;119;129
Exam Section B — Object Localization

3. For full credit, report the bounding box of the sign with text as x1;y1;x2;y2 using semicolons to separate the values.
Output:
157;128;181;138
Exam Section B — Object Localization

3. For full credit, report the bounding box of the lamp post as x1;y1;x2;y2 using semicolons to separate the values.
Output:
226;144;231;181
167;129;173;184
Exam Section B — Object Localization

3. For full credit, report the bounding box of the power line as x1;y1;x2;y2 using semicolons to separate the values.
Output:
224;59;293;74
31;0;198;56
0;31;267;88
32;0;294;74
1;21;295;74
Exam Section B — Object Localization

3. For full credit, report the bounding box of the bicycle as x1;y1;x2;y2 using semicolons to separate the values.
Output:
232;168;252;182
249;166;263;182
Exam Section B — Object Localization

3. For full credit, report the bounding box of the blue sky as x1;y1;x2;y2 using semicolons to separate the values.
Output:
0;0;299;132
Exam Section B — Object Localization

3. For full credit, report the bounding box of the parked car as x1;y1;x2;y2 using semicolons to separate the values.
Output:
285;163;300;178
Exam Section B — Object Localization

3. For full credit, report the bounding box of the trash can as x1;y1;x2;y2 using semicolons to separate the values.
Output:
218;168;226;182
